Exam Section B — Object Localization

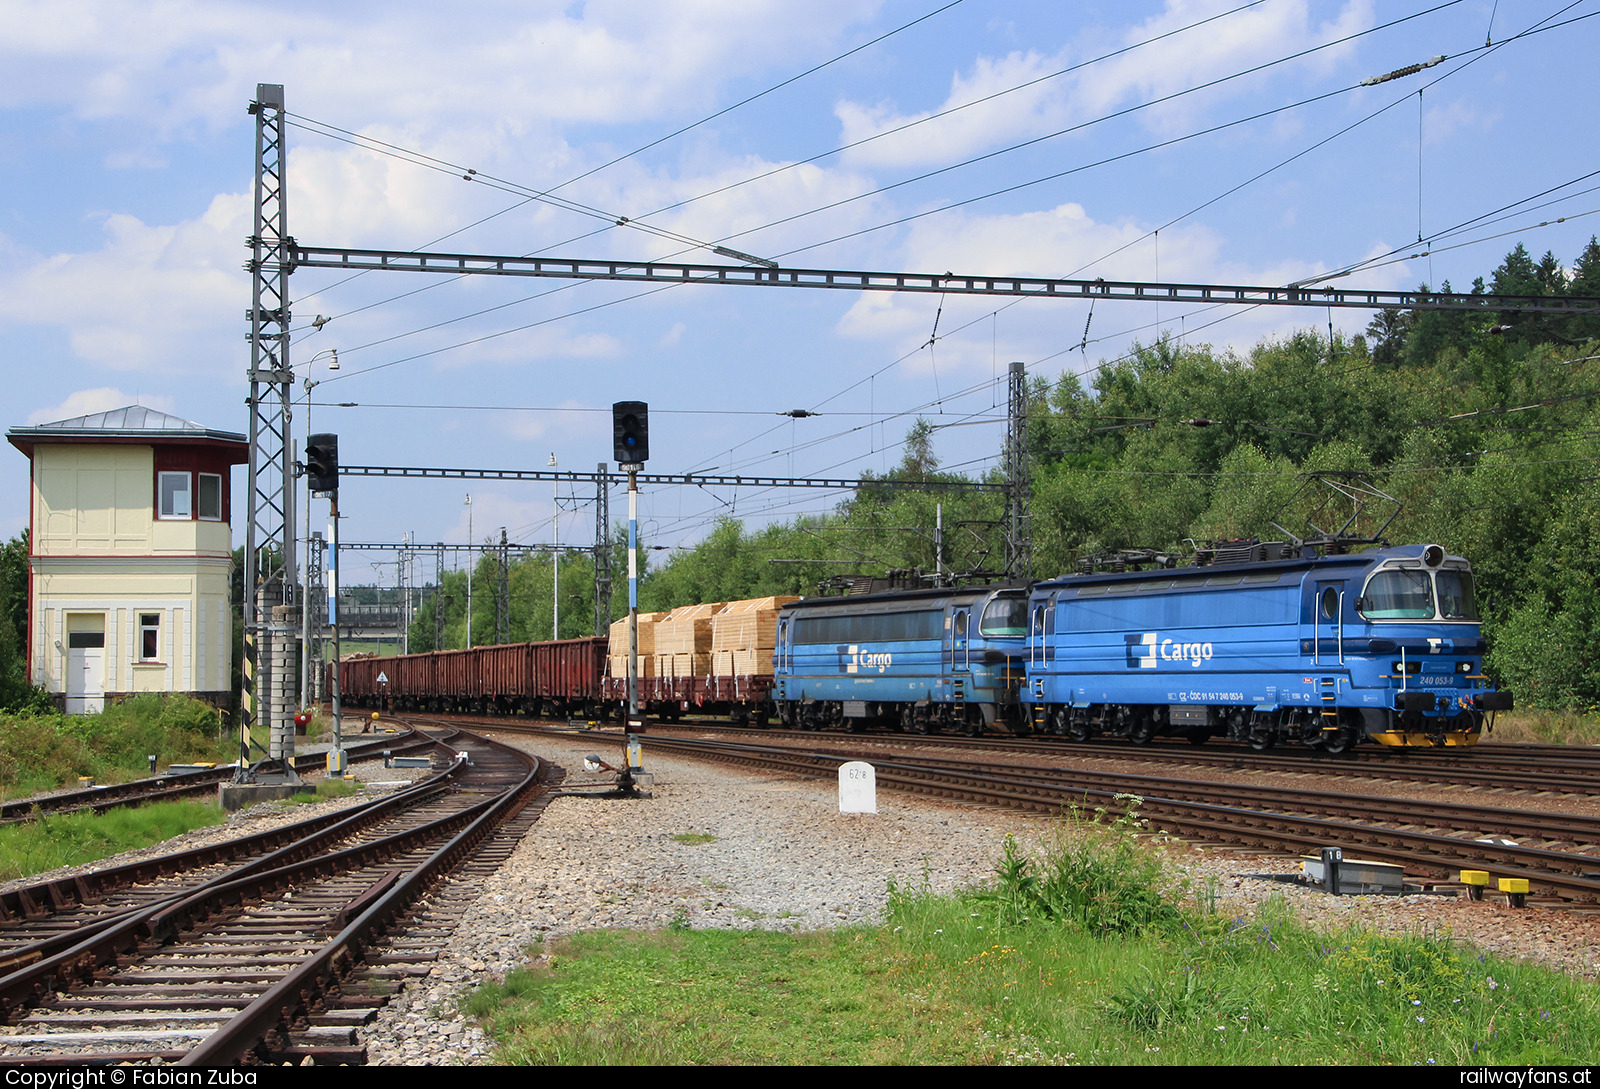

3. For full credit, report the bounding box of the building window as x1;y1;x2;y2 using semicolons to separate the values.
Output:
198;474;222;520
158;472;191;519
140;613;161;661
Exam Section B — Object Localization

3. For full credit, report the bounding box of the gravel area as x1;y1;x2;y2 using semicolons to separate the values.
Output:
362;732;1600;1066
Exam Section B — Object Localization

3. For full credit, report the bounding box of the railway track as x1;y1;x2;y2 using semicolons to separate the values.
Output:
458;716;1600;910
631;733;1600;908
0;727;554;1066
632;719;1600;796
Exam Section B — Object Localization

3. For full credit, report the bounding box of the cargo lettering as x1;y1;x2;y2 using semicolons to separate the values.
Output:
841;645;893;674
1161;639;1214;668
1127;633;1215;669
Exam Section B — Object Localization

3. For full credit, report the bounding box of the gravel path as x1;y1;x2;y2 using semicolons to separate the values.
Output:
362;732;1600;1066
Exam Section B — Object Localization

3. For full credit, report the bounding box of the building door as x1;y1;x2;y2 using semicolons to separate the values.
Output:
66;628;106;715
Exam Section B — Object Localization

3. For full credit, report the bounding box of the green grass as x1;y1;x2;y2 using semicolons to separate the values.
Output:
1489;708;1600;746
0;694;234;799
285;777;365;805
466;806;1600;1066
0;800;226;882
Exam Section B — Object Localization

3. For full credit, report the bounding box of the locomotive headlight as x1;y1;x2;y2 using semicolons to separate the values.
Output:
1393;661;1422;674
1457;661;1473;674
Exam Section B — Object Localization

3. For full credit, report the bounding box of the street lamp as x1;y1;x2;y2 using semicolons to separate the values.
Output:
549;452;559;641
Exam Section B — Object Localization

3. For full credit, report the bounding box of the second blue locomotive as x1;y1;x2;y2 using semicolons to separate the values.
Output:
770;541;1511;749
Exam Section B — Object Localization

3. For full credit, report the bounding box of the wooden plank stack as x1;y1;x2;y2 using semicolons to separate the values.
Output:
606;610;665;679
711;595;798;676
653;602;727;677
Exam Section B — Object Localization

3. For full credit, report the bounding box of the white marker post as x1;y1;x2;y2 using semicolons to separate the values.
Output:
838;761;877;814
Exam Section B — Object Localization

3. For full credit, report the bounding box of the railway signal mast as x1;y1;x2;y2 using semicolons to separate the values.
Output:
613;402;649;786
306;432;345;774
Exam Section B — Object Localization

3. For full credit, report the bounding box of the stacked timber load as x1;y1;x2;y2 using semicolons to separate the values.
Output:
653;602;727;677
607;611;665;679
710;595;799;676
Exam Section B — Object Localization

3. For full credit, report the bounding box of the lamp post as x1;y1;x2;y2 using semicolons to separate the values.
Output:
464;493;473;649
549;452;559;640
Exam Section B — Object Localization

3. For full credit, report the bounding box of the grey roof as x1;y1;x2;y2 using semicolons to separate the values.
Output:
8;406;246;445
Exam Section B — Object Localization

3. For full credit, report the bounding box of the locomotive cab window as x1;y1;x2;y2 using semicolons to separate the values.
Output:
1436;570;1480;621
1358;569;1435;620
979;595;1028;636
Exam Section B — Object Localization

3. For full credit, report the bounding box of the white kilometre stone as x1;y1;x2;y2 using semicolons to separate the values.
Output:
837;760;877;814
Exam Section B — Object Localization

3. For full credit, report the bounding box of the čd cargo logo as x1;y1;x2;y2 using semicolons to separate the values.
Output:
1124;632;1215;669
839;644;893;674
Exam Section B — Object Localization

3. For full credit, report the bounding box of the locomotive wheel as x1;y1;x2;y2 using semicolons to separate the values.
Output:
1248;730;1276;751
1323;729;1353;754
960;711;980;737
1186;732;1210;746
1129;718;1154;745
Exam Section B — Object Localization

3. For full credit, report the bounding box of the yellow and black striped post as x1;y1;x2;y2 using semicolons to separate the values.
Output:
238;629;256;776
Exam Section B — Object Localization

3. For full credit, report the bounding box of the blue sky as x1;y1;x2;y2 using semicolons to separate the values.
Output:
2;0;1597;584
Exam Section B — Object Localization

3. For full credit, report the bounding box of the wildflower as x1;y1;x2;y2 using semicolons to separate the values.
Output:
1417;1017;1426;1023
1412;1000;1421;1006
1487;977;1498;990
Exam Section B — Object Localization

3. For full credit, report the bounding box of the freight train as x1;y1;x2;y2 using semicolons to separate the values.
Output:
337;540;1511;750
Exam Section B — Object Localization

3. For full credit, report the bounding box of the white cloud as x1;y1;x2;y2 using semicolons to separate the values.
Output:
832;1;1374;170
26;387;175;425
0;1;883;134
0;194;247;373
834;198;1411;376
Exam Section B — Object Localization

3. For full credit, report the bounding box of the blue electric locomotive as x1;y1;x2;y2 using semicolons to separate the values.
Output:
1022;542;1511;750
772;584;1031;734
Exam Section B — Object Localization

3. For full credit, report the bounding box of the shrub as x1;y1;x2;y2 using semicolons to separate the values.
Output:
983;795;1185;935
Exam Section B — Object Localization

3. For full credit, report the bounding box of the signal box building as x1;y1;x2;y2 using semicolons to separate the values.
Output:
6;407;248;713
